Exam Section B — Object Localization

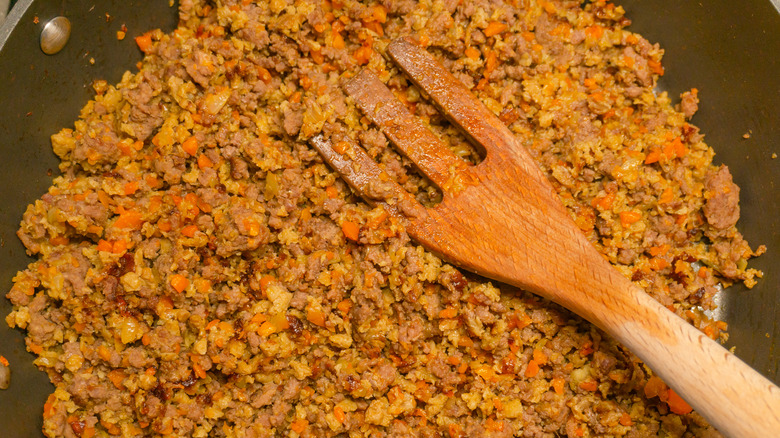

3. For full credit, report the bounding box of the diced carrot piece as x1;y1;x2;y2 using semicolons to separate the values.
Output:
670;137;687;158
135;33;153;53
644;376;667;399
341;221;360;241
258;321;276;337
108;370;126;389
541;1;557;14
326;185;339;199
644;149;662;164
579;379;598;392
97;239;113;252
552;377;565;395
648;244;670;257
533;349;548;364
586;24;604;39
114;210;143;229
387;385;402;404
182;136;198;156
367;211;389;229
337;299;352;314
525;359;540;378
193;361;207;379
145;175;161;188
259;275;275;292
243;218;261;237
619;211;642;227
485;50;498;74
170;274;189;293
353;45;373;65
648;59;665;75
465;47;480;60
98;344;113;362
332;141;350;154
619;412;633;426
250;313;266;326
438;307;457;319
591;192;615;210
43;394;56;419
158;219;171;232
111;239;127;254
181;225;198;237
371;4;387;23
666;389;693;414
659;186;675;204
118;140;133;156
299;75;312;91
332;32;345;49
311;48;324;64
0;356;8;367
257;67;272;83
648;257;669;271
198;154;213;169
290;418;309;433
123;181;139;195
307;308;327;327
333;406;346;423
98;190;112;207
485;418;504;432
484;21;508;37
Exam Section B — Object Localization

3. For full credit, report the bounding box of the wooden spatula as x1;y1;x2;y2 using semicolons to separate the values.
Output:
310;38;780;437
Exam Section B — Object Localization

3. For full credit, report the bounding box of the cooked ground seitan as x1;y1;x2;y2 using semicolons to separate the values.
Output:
5;0;764;437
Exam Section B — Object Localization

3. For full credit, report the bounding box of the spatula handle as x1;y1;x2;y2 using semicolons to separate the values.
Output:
603;284;780;437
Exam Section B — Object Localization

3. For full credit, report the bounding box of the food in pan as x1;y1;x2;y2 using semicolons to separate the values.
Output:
5;0;763;436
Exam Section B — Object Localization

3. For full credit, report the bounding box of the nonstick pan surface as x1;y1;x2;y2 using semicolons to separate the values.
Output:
0;1;777;436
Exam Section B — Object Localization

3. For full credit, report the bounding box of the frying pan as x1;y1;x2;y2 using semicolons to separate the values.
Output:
0;1;777;436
